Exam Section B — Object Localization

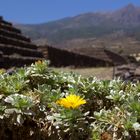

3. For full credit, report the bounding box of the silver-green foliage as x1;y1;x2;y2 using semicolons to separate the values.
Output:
0;60;140;139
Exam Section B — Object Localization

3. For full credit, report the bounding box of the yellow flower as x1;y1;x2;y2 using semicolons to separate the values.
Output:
0;69;6;74
56;94;86;109
35;60;42;65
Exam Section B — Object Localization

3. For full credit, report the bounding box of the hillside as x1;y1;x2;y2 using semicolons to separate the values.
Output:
16;4;140;50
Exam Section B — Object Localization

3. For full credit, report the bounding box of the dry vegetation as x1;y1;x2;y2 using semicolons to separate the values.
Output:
53;67;114;80
56;36;140;56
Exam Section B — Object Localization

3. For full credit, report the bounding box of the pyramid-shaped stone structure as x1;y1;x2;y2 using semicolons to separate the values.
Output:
0;16;44;68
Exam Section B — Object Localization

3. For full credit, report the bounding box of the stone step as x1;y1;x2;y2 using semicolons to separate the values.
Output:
0;16;12;26
0;22;21;34
2;55;44;68
0;44;43;57
0;19;12;26
0;35;37;50
0;29;30;42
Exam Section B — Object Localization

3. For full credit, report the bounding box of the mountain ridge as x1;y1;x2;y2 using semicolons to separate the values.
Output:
16;3;140;48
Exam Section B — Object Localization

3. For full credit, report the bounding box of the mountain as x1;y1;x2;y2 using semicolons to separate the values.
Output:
16;4;140;49
111;4;140;25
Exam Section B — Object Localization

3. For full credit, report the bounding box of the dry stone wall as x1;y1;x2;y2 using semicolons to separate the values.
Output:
114;64;140;82
0;16;44;68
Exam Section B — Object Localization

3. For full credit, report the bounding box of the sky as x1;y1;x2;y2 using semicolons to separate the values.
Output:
0;0;140;24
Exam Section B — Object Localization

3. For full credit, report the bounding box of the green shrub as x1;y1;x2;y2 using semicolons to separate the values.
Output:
0;60;140;139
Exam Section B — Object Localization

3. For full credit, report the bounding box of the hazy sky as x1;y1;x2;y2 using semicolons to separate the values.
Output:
0;0;140;24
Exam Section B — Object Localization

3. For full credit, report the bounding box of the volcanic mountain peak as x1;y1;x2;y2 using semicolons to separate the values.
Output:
107;3;140;25
16;3;140;45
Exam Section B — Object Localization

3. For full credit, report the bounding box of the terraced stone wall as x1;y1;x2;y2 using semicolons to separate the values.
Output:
0;16;44;68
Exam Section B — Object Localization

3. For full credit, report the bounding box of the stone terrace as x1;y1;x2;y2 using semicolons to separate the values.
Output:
0;16;44;68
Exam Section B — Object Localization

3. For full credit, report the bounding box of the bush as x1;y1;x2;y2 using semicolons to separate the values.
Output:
0;60;140;140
